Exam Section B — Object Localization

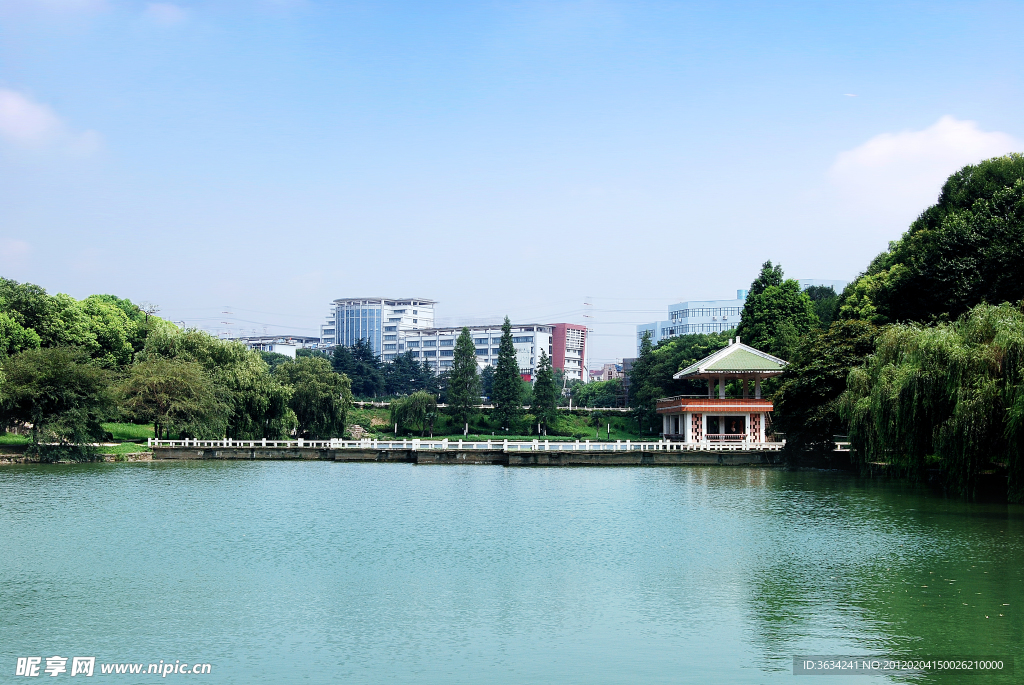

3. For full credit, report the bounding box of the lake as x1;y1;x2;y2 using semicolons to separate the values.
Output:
1;462;1021;683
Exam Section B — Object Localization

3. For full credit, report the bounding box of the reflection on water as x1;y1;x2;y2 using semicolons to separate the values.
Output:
0;463;1020;684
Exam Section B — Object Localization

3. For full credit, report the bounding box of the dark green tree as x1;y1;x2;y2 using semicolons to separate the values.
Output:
840;154;1024;325
445;327;480;433
274;356;352;438
492;316;522;430
335;339;385;398
627;331;659;434
772;319;878;456
804;285;839;328
480;365;495;399
736;261;818;359
383;351;435;396
0;347;114;459
532;350;558;434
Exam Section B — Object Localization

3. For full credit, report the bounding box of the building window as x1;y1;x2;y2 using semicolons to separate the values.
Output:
384;326;397;332
492;348;500;355
473;338;488;345
440;350;454;357
384;353;396;361
407;341;419;348
423;340;436;347
384;335;397;341
424;351;436;358
440;339;454;347
475;348;488;356
413;319;417;324
512;336;533;343
384;344;397;351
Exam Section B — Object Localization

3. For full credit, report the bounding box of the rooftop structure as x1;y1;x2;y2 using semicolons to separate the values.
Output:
656;336;787;445
233;335;321;358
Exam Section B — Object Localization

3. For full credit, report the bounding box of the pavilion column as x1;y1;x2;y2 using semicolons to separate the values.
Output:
718;377;725;399
743;378;749;398
708;379;713;398
755;378;762;399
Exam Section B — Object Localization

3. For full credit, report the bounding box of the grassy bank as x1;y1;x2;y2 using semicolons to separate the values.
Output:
345;406;651;441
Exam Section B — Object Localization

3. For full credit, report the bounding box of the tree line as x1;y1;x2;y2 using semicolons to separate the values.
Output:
0;281;351;459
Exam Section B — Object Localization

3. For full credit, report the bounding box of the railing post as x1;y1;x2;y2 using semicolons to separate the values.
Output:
626;439;631;451
442;438;449;451
532;439;539;451
502;439;508;452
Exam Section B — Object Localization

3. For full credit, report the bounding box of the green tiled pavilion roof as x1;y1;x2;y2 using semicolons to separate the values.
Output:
674;341;787;378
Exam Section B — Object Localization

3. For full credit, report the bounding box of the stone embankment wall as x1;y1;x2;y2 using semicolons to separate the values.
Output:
152;447;778;466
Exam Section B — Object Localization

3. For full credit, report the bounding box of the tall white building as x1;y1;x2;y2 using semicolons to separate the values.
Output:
319;297;435;356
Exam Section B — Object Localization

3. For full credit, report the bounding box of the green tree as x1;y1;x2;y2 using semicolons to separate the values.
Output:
390;390;438;436
839;154;1024;325
574;378;624;408
772;319;878;456
80;295;137;368
119;356;230;439
446;327;480;433
627;331;660;434
841;303;1024;501
532;350;558;434
139;326;290;439
804;285;839;328
736;261;818;359
0;347;113;458
492;316;522;430
0;306;41;356
480;365;495;399
274;356;352;438
333;339;384;398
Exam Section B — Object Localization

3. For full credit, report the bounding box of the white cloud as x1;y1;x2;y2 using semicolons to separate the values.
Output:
0;88;64;145
0;88;101;154
145;2;187;25
829;116;1021;220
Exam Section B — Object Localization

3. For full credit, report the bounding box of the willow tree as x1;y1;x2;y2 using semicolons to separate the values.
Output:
841;303;1024;501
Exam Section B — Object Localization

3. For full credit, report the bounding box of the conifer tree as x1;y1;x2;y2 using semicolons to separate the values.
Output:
532;350;558;435
446;327;480;433
493;316;522;430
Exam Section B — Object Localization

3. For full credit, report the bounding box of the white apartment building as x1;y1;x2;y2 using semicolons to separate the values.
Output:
402;324;553;380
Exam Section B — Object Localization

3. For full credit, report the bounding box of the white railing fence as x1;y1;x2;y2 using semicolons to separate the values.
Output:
148;437;786;452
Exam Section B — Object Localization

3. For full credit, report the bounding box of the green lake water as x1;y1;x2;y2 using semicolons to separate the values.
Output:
1;462;1021;683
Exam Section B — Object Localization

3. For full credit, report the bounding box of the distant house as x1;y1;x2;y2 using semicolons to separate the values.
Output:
656;336;786;446
589;363;623;383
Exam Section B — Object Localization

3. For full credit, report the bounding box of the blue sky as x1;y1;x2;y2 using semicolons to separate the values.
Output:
1;0;1021;364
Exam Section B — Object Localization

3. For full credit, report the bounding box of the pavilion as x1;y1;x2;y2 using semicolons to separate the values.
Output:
656;336;786;445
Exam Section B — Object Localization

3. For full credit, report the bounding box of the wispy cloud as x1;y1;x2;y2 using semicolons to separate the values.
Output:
0;88;101;154
145;2;187;26
829;116;1021;220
